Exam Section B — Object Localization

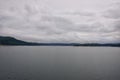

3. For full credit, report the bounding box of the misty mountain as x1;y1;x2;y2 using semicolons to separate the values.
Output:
0;36;120;47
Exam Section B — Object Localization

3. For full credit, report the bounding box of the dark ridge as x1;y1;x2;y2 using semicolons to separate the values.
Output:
0;36;120;47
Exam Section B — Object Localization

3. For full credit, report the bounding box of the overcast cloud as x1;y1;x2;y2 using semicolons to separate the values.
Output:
0;0;120;43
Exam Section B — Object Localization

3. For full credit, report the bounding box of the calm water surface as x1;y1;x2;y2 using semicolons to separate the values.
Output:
0;46;120;80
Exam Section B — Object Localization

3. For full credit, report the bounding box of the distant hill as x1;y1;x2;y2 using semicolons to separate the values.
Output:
0;36;37;45
0;36;120;47
0;36;73;46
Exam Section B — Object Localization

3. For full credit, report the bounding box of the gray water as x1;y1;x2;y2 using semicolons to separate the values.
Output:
0;46;120;80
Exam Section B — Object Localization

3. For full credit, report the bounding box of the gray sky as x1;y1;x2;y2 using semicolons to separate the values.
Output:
0;0;120;43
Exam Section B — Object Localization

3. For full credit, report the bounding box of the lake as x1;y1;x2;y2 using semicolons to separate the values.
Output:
0;46;120;80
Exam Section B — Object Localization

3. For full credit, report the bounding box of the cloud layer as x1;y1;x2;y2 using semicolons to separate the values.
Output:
0;0;120;43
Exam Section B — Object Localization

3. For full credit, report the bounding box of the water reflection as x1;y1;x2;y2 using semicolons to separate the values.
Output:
0;46;120;80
